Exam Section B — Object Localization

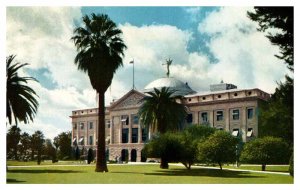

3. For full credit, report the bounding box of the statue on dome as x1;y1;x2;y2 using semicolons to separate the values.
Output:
163;58;172;78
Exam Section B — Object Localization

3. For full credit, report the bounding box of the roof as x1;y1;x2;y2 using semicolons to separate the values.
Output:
143;77;196;96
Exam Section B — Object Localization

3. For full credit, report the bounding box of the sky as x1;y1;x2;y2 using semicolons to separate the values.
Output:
5;6;291;140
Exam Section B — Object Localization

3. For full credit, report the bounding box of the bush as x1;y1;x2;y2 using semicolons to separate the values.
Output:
197;130;239;170
87;148;94;164
144;132;184;169
62;156;70;160
240;136;290;171
181;125;216;169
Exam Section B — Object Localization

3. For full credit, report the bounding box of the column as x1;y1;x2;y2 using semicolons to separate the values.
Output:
86;121;88;146
138;124;142;143
110;118;113;144
193;111;198;125
225;108;230;131
94;121;97;146
128;115;132;143
242;107;247;142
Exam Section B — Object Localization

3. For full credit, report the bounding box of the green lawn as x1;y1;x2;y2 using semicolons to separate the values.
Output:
7;160;86;166
222;165;289;173
7;163;293;184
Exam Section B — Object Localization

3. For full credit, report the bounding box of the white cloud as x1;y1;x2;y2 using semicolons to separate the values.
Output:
6;7;90;89
6;7;96;139
197;7;289;92
184;7;202;22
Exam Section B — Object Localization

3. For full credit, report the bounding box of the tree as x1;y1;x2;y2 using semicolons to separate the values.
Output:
248;7;294;147
6;55;39;125
240;136;290;171
139;87;187;134
180;124;216;169
6;125;21;160
289;152;293;177
31;130;45;165
248;7;293;70
43;139;57;162
259;76;293;145
19;132;31;160
197;130;239;170
53;132;72;160
143;132;184;165
138;87;187;168
71;13;127;172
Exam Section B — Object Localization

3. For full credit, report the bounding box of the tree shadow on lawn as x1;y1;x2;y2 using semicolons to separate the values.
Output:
144;168;264;178
7;178;26;183
7;169;83;174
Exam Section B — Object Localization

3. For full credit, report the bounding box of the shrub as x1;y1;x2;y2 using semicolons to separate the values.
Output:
87;148;94;164
197;130;239;170
240;136;290;171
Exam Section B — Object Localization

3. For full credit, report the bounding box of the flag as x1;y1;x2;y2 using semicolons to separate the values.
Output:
129;59;134;64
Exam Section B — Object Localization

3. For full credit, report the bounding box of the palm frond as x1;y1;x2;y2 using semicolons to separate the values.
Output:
6;55;39;125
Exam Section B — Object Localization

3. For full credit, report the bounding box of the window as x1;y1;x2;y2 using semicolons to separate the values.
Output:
216;111;223;121
234;93;238;96
133;115;139;125
106;120;111;128
72;137;77;145
186;113;193;123
74;123;77;130
248;91;252;95
89;136;93;145
247;108;254;119
216;126;223;130
232;109;240;120
89;122;93;130
201;112;208;123
122;128;129;143
202;96;206;100
232;129;239;136
121;115;129;125
132;128;138;143
247;128;253;137
79;136;84;145
218;95;222;98
80;123;84;130
142;128;148;142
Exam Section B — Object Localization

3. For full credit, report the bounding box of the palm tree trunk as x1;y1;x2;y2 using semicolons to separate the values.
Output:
95;92;108;172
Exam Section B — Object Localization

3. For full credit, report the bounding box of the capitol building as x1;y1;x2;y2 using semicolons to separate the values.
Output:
70;74;270;162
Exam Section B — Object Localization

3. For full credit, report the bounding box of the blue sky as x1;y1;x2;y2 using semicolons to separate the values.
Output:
6;6;289;139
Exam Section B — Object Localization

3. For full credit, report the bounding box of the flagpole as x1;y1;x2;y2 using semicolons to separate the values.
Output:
130;59;135;89
133;60;135;89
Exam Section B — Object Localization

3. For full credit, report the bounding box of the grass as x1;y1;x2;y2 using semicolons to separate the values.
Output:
7;160;85;166
6;163;293;184
222;165;290;173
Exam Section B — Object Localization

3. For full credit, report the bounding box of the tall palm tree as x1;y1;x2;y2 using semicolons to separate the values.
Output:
138;87;187;168
6;55;39;125
71;13;127;172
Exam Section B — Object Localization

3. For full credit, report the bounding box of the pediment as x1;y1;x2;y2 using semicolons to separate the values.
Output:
109;89;145;111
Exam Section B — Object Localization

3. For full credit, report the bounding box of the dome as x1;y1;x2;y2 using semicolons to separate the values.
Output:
143;77;196;96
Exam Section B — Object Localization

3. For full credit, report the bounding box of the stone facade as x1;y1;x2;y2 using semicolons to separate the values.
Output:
70;87;270;162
